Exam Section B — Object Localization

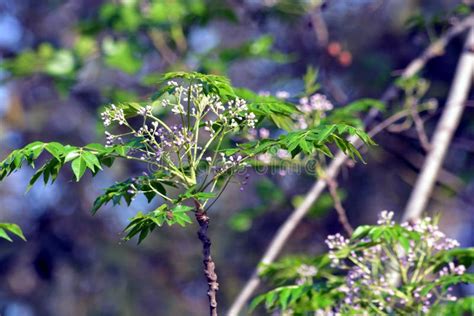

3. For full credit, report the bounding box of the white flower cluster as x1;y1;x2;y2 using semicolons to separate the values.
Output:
439;261;466;277
298;94;334;113
99;80;256;185
138;105;152;116
326;233;350;267
401;216;460;251
226;98;257;129
321;212;466;314
325;233;350;250
219;152;243;168
295;264;318;285
377;210;395;225
101;104;126;126
293;93;334;129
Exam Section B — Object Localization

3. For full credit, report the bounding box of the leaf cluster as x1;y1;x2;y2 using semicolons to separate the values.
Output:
254;219;474;315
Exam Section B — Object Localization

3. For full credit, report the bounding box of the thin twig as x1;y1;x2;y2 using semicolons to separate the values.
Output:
327;178;353;235
410;98;432;151
377;141;464;193
148;29;179;65
226;14;474;316
402;26;474;222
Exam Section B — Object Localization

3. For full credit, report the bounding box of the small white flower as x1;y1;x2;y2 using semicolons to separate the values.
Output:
275;90;290;99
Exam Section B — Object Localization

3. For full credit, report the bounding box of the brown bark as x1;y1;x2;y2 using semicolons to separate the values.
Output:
194;201;219;316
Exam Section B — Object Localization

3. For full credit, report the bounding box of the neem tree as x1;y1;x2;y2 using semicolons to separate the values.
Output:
0;72;372;315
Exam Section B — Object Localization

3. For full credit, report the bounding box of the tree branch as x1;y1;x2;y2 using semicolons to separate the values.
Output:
194;200;219;316
226;14;474;316
402;26;474;222
327;178;353;235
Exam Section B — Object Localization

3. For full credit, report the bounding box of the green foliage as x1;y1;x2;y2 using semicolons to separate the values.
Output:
252;284;336;313
303;66;321;96
249;123;375;161
102;38;143;74
215;35;290;66
429;296;474;315
125;204;194;244
1;43;76;78
91;173;173;214
0;141;131;187
252;255;342;313
235;87;301;131
1;0;288;103
0;223;26;242
325;98;385;128
255;213;474;315
155;71;237;101
0;72;374;244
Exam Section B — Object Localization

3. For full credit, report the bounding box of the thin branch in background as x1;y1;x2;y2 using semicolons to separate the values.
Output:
386;116;413;133
309;3;349;104
323;74;349;104
148;29;179;66
377;139;464;193
310;7;329;47
398;168;461;204
402;26;474;222
327;178;353;235
410;99;432;152
226;14;474;316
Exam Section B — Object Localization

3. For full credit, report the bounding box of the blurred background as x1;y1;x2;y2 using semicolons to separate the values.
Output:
0;0;473;315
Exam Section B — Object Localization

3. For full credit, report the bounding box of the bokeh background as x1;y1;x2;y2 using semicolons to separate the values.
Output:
0;0;473;315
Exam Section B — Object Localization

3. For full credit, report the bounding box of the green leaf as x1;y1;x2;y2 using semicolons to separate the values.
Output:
193;192;216;200
0;228;12;242
303;66;320;95
103;37;142;74
172;204;194;213
82;151;102;172
399;235;410;252
351;225;372;240
45;50;75;76
65;150;80;162
45;142;65;160
84;143;107;152
0;223;26;241
71;157;87;181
